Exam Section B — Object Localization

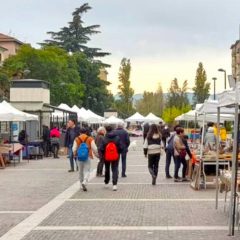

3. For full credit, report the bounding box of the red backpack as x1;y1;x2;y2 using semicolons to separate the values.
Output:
105;142;119;162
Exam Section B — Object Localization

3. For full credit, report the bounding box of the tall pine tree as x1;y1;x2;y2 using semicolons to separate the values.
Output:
192;62;210;104
41;3;109;59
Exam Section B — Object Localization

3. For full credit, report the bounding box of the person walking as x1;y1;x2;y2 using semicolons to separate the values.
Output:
50;126;61;159
165;125;180;179
42;125;50;157
173;127;187;182
73;128;98;191
143;124;162;185
64;119;80;172
95;126;106;177
99;125;123;191
114;123;130;177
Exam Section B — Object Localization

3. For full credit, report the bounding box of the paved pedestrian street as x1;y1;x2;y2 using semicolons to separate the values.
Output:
0;138;240;240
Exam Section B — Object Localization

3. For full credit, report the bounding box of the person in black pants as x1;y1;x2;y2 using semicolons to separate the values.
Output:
173;128;188;182
165;125;180;179
143;124;162;185
99;125;123;191
113;123;130;177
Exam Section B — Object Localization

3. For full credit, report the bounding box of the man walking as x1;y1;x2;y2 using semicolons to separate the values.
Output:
72;128;98;191
100;125;122;191
114;123;130;177
64;119;80;172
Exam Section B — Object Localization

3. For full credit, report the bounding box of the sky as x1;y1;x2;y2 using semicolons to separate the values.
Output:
1;0;240;95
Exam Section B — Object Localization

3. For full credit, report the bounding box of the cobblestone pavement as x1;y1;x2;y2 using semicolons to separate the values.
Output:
1;137;240;240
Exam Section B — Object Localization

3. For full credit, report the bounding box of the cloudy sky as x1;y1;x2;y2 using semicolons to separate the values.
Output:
1;0;240;94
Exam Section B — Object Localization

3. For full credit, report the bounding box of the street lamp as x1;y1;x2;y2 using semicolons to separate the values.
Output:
218;68;227;89
212;77;217;100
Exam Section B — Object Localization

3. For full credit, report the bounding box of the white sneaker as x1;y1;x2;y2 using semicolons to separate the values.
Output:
113;185;117;191
104;183;109;189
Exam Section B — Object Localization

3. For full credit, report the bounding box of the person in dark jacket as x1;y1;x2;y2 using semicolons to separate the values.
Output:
161;125;170;148
165;124;180;179
113;123;130;177
64;119;80;172
42;125;50;157
99;125;123;191
95;126;106;177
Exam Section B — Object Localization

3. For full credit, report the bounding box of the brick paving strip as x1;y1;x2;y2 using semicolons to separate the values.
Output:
0;170;96;240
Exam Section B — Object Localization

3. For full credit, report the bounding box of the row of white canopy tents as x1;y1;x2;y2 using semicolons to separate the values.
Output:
125;112;164;123
52;104;164;124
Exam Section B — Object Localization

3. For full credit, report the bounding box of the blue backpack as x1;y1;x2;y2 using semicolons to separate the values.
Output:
77;136;89;161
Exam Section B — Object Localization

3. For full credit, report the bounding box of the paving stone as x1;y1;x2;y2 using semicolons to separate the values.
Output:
39;201;228;227
22;230;240;240
0;213;30;237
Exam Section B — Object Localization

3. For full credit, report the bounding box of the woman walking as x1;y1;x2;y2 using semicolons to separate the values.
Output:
143;124;162;185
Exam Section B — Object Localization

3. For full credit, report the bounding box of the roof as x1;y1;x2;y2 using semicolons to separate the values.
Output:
0;45;7;51
0;33;23;45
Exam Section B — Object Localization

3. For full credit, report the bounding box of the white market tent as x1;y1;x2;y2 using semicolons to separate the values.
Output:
217;85;240;236
125;112;145;122
87;110;105;123
104;116;124;125
52;103;76;120
145;113;164;123
0;101;38;121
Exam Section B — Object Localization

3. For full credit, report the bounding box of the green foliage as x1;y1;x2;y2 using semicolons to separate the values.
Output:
166;78;189;108
116;58;134;117
41;3;109;59
135;84;164;116
0;45;113;114
73;52;114;114
0;72;10;100
192;62;210;105
1;45;84;106
163;105;192;124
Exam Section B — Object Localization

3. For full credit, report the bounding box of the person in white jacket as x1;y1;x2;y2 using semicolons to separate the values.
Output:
143;124;162;185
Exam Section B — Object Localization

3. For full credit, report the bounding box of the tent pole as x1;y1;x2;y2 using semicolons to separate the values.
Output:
215;107;220;209
200;113;206;159
228;104;239;236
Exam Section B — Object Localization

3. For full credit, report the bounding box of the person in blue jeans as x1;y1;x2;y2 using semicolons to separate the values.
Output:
64;119;80;172
114;123;130;177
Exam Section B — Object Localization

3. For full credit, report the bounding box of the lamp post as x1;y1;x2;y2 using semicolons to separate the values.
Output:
212;77;217;100
218;68;227;89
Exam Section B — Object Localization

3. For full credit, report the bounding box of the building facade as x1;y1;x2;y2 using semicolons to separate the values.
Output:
0;33;23;62
231;40;240;82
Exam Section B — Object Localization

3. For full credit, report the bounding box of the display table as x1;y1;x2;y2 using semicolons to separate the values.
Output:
202;158;231;189
0;143;23;163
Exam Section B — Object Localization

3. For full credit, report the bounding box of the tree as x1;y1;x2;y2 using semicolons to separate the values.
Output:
73;52;114;114
1;45;85;106
192;62;210;104
0;44;113;114
135;84;164;116
0;72;10;100
163;105;191;124
41;3;109;59
166;78;189;109
116;58;134;117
